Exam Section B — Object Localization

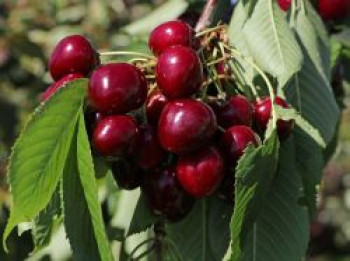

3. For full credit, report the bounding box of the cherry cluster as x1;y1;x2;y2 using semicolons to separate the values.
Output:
44;20;293;223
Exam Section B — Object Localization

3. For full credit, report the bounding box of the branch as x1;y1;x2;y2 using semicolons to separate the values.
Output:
195;0;219;32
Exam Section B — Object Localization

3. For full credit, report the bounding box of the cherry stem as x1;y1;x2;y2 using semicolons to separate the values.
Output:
99;51;156;60
195;24;226;37
154;222;165;261
195;0;219;33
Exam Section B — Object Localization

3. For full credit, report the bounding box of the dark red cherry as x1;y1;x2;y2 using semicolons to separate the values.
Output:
41;73;84;102
49;35;97;81
93;115;138;157
254;97;293;140
156;46;203;99
278;0;292;11
134;125;166;170
220;125;260;167
141;167;195;222
318;0;350;21
149;20;195;56
176;146;225;198
146;88;168;125
217;95;253;128
111;160;143;190
89;63;147;114
158;99;217;154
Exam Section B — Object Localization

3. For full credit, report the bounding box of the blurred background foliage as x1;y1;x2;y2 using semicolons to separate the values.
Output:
0;0;349;260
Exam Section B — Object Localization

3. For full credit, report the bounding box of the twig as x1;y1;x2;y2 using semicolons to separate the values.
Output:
195;0;219;33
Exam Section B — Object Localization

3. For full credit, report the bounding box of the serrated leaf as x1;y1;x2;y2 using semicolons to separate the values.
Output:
275;106;326;148
127;193;159;236
230;132;279;260
166;197;233;261
241;0;303;87
3;79;88;250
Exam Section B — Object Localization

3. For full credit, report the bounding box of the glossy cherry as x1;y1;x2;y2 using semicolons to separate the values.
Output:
141;167;195;222
217;95;253;128
41;73;83;102
156;46;203;99
49;35;98;81
278;0;292;12
89;63;147;114
254;97;293;140
134;125;166;170
146;88;168;125
93;115;138;157
111;160;143;190
158;99;217;154
318;0;350;21
149;20;195;56
176;146;225;198
220;125;260;166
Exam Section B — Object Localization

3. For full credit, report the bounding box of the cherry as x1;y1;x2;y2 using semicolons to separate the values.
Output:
156;46;203;99
133;125;166;170
220;125;260;167
141;167;194;222
146;88;168;125
41;73;83;102
176;146;225;198
318;0;350;21
277;0;292;12
49;35;98;81
217;95;253;128
216;61;231;83
89;63;147;114
254;97;293;140
149;20;195;56
93;115;138;157
84;107;104;139
158;99;217;154
111;160;143;190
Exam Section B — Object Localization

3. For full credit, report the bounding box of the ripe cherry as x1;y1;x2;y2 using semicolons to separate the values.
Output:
93;115;138;157
89;63;147;113
278;0;292;12
156;46;203;99
142;167;195;222
158;99;217;154
217;95;253;128
318;0;350;21
49;35;98;81
149;20;195;56
146;88;168;125
111;160;143;190
134;125;166;170
176;146;225;198
220;125;260;166
41;73;83;102
254;97;293;140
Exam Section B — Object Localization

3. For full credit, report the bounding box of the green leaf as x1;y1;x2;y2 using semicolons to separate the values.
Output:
240;0;303;86
236;137;309;261
127;193;159;236
333;28;350;48
166;197;233;261
3;79;88;250
230;132;279;260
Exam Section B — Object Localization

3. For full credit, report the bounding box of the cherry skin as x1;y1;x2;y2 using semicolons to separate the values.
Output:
141;167;195;222
149;20;195;56
89;63;147;114
41;73;83;102
318;0;350;21
176;146;225;198
49;35;98;81
158;99;217;155
278;0;292;12
156;46;203;99
146;88;168;126
254;97;293;140
93;115;138;157
133;125;166;170
220;125;260;167
217;95;253;128
111;160;143;190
